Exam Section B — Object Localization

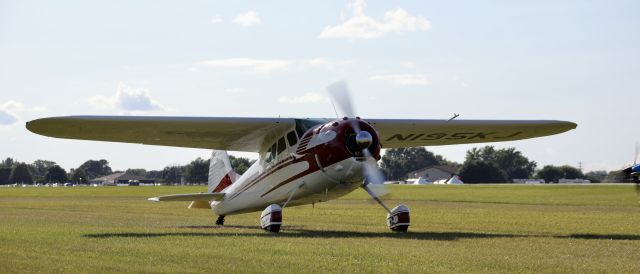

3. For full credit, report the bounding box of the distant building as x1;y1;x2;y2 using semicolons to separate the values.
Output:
513;179;545;184
89;172;156;186
406;165;459;183
558;179;591;184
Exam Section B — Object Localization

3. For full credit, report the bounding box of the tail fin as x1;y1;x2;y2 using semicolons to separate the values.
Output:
208;150;238;193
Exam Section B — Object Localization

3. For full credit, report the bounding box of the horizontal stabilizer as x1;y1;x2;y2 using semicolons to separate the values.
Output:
148;192;225;202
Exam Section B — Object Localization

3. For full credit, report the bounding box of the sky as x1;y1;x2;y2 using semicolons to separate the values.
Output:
1;0;639;172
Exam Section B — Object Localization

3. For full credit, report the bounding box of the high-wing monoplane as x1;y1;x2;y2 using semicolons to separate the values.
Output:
26;83;577;232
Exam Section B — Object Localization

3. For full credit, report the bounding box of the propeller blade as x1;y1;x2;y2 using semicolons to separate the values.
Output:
362;149;388;197
326;81;356;118
326;80;390;207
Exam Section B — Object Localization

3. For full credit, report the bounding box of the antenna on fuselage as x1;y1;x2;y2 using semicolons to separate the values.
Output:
331;100;339;119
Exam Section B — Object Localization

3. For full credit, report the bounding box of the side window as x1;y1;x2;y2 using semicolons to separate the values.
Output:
270;143;277;161
276;137;287;155
286;131;297;147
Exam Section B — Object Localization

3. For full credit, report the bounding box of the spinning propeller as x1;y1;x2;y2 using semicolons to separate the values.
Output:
327;81;390;212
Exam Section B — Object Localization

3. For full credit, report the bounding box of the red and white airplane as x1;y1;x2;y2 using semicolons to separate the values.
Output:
26;82;577;232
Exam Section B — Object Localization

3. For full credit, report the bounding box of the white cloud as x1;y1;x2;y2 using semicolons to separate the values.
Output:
319;0;431;39
233;10;261;27
87;84;166;112
0;108;18;125
0;100;46;126
279;93;326;104
369;74;430;86
201;58;291;73
308;58;332;67
210;16;223;24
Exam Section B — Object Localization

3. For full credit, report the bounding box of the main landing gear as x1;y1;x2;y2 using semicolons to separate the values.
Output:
260;204;282;233
362;184;411;232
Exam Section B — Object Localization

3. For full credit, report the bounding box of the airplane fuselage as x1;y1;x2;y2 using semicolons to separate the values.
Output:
211;118;381;216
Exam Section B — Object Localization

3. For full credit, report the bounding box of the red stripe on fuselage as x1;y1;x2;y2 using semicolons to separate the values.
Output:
227;155;301;200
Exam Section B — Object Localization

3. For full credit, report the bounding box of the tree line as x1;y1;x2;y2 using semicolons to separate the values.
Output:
1;147;627;185
381;146;626;183
0;156;254;185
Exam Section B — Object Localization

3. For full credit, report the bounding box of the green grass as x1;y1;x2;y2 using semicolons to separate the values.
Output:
1;184;639;273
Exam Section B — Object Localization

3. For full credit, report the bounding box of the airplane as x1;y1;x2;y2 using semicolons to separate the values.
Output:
25;82;577;233
622;143;639;191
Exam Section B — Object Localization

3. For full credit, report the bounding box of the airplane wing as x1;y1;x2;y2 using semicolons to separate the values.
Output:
26;116;296;152
148;192;225;202
27;116;576;151
367;119;577;148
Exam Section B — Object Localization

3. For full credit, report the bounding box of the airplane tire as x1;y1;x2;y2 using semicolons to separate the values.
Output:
390;225;409;233
265;224;281;233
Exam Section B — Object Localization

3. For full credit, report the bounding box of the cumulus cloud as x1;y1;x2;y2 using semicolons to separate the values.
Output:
319;0;431;39
369;74;430;86
202;58;291;73
233;10;261;27
279;93;326;104
0;108;18;125
0;100;45;126
87;84;166;112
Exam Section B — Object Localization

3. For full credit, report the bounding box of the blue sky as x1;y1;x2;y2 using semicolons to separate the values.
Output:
1;0;638;172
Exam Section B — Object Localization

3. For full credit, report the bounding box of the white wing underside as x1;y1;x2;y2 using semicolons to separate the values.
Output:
26;116;577;152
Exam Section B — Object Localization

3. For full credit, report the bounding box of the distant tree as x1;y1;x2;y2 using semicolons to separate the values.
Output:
126;169;147;177
31;160;56;177
162;166;184;184
146;170;163;180
45;165;68;183
0;167;11;185
560;165;584;179
30;160;57;183
1;157;16;168
185;158;209;183
229;156;255;175
381;147;448;180
465;146;536;180
78;159;112;179
584;170;607;183
10;163;33;184
535;165;564;183
605;170;627;183
71;168;88;184
459;161;508;183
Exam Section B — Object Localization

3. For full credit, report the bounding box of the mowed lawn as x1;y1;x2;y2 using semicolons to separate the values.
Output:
1;185;639;273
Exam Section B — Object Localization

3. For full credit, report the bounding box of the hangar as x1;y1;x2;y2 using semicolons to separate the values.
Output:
406;165;459;183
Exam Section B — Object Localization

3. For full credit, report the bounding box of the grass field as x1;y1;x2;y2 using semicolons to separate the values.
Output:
1;184;639;273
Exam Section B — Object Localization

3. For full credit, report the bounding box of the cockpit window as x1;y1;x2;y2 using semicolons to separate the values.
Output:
276;137;286;155
270;143;277;161
286;131;297;147
295;119;323;138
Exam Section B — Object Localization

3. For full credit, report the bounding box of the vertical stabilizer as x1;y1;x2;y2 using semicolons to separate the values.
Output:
208;150;237;193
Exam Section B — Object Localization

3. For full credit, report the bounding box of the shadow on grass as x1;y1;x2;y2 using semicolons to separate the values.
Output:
83;230;520;240
556;234;640;240
83;227;640;241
